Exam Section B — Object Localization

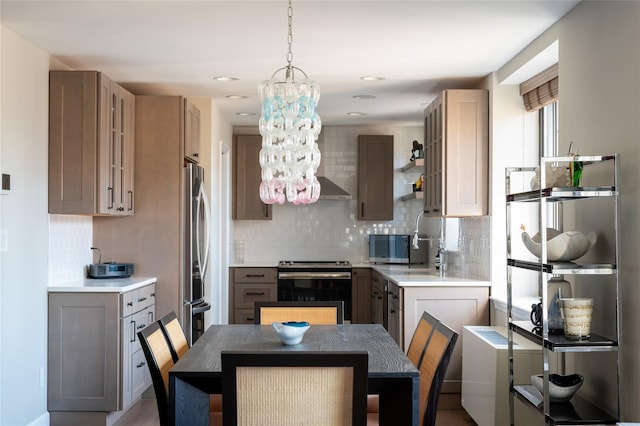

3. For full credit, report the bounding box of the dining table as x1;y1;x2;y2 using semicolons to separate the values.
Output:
169;323;419;426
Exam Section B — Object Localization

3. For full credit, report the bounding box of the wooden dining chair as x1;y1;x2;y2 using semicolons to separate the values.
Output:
156;311;223;421
367;310;440;418
254;301;344;325
367;311;458;426
221;351;368;426
158;311;189;362
137;321;176;426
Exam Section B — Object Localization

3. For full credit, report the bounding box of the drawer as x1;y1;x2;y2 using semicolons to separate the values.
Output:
233;267;277;283
234;309;257;324
122;284;155;317
234;283;277;309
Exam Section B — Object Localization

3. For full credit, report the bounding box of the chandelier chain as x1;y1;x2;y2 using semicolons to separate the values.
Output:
287;0;293;67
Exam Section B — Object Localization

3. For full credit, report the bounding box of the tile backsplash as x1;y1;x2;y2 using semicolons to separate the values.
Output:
232;125;490;281
48;214;92;284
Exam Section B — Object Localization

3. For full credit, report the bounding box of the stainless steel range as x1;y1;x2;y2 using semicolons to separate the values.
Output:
277;261;353;321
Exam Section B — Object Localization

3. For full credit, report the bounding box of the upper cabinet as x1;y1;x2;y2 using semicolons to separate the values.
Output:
423;89;488;217
49;71;135;215
233;134;272;220
184;100;201;163
358;135;394;220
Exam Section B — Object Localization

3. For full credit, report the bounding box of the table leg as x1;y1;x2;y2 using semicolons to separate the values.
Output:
169;376;210;426
377;377;420;426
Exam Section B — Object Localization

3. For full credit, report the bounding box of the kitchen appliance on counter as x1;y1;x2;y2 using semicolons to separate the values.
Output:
88;262;134;279
183;163;211;344
277;261;352;321
369;234;428;264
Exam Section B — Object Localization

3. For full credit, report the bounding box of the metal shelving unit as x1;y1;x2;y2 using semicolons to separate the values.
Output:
505;154;621;425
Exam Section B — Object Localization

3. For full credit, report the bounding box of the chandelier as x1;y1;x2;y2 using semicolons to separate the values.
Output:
258;0;321;205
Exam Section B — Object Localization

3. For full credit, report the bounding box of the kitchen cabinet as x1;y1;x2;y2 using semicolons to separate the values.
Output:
93;96;200;323
506;155;621;424
423;89;488;217
402;285;489;406
48;283;155;426
387;281;402;345
370;269;387;326
351;268;372;324
229;267;278;324
357;135;394;220
184;99;201;162
49;70;135;215
233;134;272;220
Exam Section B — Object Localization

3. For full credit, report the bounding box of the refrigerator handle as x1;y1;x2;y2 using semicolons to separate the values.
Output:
196;181;211;282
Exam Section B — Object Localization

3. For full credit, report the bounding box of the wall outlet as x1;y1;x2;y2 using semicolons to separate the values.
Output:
2;174;9;190
0;229;7;252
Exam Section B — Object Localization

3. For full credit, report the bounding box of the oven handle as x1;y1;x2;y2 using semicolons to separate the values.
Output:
278;272;352;280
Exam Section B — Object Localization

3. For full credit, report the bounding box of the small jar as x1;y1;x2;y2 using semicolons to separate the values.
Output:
547;276;572;333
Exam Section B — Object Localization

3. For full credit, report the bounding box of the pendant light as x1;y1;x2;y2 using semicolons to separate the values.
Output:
258;0;321;205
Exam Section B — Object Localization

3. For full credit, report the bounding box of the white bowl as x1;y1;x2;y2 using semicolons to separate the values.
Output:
522;228;596;262
272;321;310;345
531;373;584;403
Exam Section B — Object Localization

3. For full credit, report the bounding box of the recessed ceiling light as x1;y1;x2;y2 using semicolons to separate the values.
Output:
226;95;248;99
236;112;256;116
353;95;376;100
347;112;368;116
360;76;385;81
213;76;239;82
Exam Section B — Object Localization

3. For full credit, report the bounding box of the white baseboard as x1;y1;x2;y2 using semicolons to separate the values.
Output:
27;411;50;426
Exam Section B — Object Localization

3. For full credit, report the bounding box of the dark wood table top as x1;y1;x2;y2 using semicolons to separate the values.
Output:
171;323;418;379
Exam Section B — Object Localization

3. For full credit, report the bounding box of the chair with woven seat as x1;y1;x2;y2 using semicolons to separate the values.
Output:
254;301;344;325
156;311;223;419
367;311;458;426
137;321;178;426
366;310;440;420
221;350;368;426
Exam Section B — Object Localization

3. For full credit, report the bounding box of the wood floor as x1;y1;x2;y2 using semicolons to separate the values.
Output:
113;392;478;426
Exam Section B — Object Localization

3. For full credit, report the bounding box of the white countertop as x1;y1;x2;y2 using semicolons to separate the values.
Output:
371;265;491;287
47;276;157;293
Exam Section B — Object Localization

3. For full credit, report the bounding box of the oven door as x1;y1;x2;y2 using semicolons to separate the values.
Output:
277;270;352;321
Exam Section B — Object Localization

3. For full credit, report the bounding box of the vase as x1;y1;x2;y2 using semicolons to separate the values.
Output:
547;276;572;333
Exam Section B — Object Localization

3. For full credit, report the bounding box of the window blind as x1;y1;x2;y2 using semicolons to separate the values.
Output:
520;63;559;112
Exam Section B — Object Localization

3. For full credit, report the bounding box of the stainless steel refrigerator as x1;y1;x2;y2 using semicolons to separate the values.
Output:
182;163;211;344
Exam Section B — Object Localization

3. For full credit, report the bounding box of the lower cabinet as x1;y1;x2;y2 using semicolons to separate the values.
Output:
402;285;489;405
387;281;403;345
229;267;277;324
48;283;155;426
351;268;371;324
370;270;387;326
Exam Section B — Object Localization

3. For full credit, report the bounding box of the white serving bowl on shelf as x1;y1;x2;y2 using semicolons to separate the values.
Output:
521;228;596;262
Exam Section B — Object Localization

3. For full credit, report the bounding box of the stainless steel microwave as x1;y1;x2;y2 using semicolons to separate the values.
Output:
368;234;428;264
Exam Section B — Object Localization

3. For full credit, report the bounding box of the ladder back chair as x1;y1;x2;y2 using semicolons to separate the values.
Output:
222;351;368;426
254;301;344;325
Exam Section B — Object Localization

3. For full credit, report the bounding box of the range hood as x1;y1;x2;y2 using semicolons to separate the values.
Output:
317;176;351;200
316;132;352;200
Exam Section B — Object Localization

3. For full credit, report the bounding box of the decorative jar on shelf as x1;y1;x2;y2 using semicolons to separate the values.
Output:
547;276;572;333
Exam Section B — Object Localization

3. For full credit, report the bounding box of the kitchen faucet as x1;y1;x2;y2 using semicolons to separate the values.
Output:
412;211;447;274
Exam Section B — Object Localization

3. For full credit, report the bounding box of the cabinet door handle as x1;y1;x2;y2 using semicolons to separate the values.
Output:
137;323;147;330
151;293;156;298
192;152;199;158
246;317;254;322
148;311;154;323
137;297;147;302
361;203;365;217
246;292;265;296
127;301;133;307
136;361;146;369
246;274;265;278
107;186;114;209
131;320;136;342
128;190;134;211
390;309;396;314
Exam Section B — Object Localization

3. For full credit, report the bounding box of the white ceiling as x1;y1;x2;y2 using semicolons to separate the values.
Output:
0;0;579;127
